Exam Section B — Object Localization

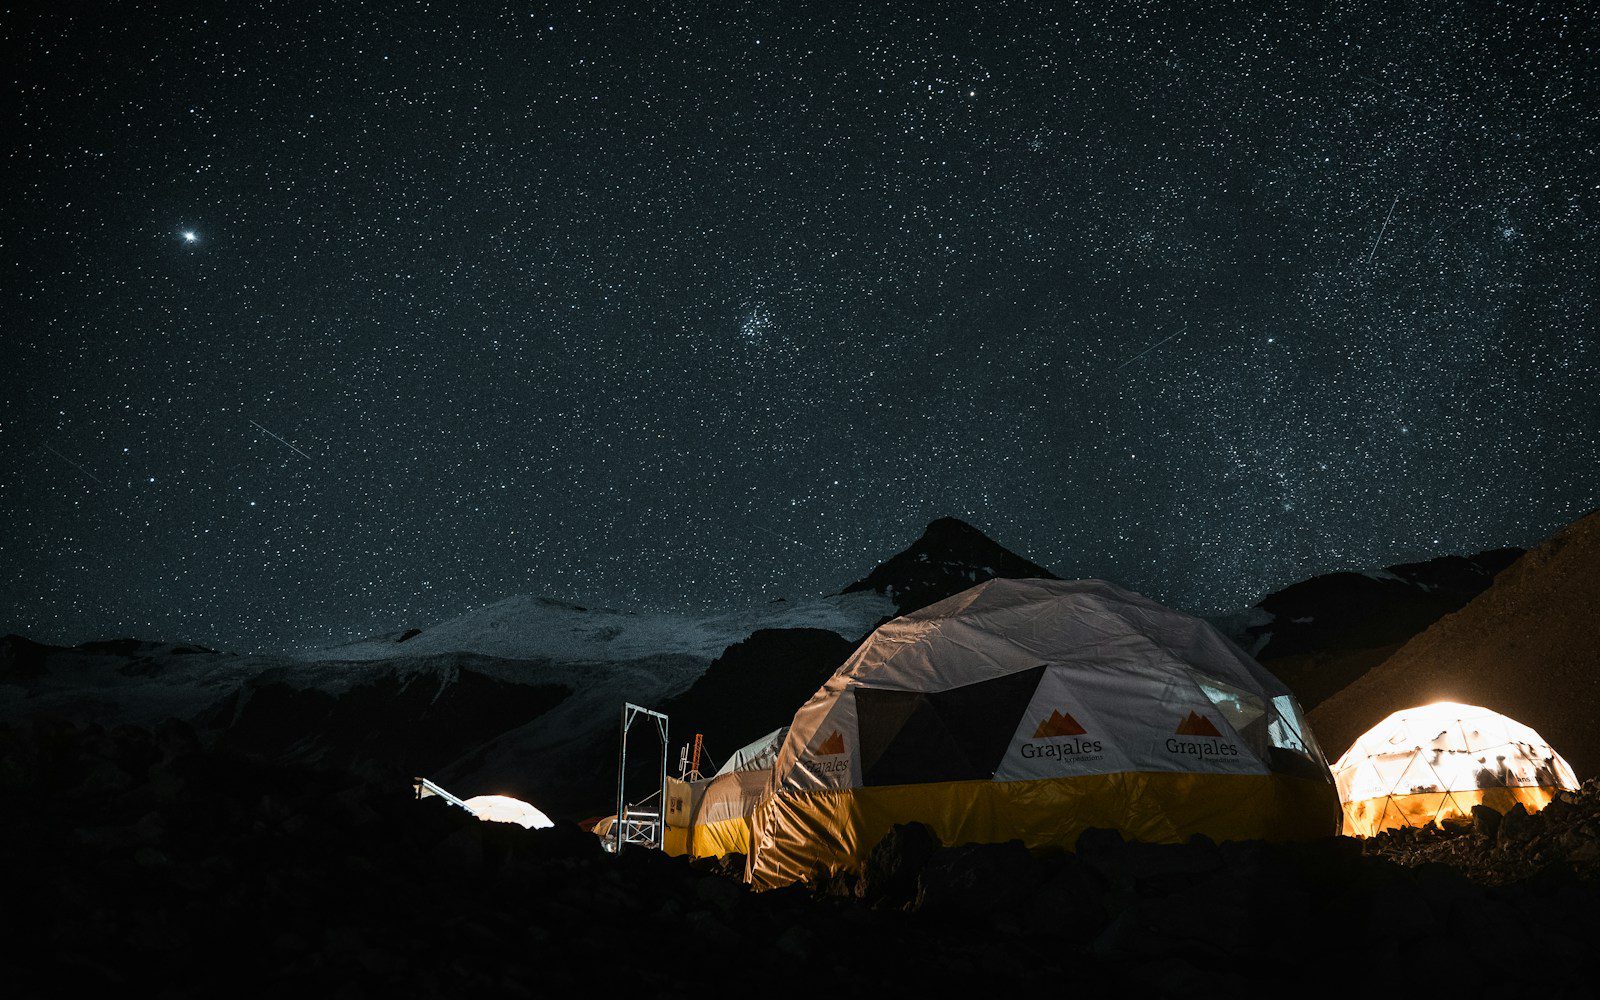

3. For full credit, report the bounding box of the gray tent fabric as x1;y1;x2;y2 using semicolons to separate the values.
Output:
715;727;788;777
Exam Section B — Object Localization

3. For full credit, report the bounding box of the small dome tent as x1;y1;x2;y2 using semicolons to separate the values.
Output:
462;794;555;830
663;728;788;859
1332;702;1580;837
692;727;788;859
748;578;1338;888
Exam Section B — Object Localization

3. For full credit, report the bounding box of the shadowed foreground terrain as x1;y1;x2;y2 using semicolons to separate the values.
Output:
7;718;1600;998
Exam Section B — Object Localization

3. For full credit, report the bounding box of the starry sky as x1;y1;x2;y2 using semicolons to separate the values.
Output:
5;3;1596;652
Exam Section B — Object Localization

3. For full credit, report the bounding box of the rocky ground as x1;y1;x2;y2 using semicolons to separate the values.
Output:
1359;786;1600;884
6;717;1600;998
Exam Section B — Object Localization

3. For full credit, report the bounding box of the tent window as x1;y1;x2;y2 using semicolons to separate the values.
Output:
1191;675;1265;735
1269;695;1313;757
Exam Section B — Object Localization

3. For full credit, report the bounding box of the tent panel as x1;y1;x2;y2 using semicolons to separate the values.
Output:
854;688;924;777
689;816;755;859
663;824;692;857
992;661;1271;782
714;727;788;777
694;770;771;826
749;770;1339;890
858;666;1046;786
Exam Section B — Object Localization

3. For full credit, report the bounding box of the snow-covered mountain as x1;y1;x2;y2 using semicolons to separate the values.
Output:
1;588;897;815
7;518;1058;816
840;516;1058;616
9;511;1529;818
306;592;893;666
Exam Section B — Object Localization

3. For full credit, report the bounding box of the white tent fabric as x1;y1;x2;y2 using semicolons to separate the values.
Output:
462;794;555;830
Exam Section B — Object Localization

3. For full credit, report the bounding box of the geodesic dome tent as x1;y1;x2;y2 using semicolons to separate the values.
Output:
462;794;555;830
748;578;1338;889
1331;702;1580;837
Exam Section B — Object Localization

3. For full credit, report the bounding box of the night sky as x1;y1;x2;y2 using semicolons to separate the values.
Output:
5;3;1596;652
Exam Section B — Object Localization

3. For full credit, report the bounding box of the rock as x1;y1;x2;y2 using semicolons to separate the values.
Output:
914;840;1035;919
692;873;742;910
1471;804;1501;840
1498;803;1533;847
432;826;485;870
857;822;940;907
1365;882;1438;942
775;925;816;959
1025;854;1107;929
525;819;605;860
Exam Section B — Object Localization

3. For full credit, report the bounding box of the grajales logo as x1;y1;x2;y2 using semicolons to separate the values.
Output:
808;729;850;775
1021;708;1103;760
1166;711;1239;758
1033;709;1087;738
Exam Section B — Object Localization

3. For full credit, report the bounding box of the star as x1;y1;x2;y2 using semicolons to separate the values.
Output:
181;230;198;244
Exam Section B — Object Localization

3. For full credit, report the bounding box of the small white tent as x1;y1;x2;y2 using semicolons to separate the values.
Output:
414;778;554;830
462;794;555;830
664;728;787;859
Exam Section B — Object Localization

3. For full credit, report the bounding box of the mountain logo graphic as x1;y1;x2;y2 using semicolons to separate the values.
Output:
1175;711;1223;738
816;730;846;756
1033;709;1087;738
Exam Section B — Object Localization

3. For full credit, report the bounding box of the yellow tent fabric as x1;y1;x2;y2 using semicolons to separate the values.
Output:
751;771;1336;889
687;770;770;858
662;776;706;857
1332;702;1580;837
748;578;1339;889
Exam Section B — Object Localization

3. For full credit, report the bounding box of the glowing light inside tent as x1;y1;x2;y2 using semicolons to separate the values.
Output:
462;794;555;830
1331;701;1580;837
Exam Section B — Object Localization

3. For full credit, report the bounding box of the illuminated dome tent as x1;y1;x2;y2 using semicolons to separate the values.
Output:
414;778;554;830
1332;702;1580;837
747;578;1338;889
462;794;554;830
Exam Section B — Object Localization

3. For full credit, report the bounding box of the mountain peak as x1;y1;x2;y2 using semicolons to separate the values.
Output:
840;518;1057;616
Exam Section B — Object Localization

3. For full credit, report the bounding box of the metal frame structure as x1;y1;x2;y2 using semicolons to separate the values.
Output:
414;776;471;808
613;702;669;853
678;732;706;782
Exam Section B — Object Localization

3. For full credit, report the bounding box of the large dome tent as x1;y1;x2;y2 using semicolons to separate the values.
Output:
1332;702;1580;837
748;578;1339;889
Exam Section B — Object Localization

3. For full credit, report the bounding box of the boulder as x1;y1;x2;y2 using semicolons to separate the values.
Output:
1498;803;1533;848
1471;804;1502;840
856;822;940;908
914;840;1035;919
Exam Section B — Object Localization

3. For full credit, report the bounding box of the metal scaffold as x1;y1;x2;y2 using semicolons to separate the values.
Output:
612;702;669;853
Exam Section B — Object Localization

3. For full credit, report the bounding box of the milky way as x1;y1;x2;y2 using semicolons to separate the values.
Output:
5;4;1596;650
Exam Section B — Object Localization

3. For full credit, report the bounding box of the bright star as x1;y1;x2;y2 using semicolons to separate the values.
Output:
182;230;198;243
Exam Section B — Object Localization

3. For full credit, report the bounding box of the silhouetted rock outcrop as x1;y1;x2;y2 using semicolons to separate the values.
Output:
1219;547;1521;710
659;628;857;763
841;517;1058;616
